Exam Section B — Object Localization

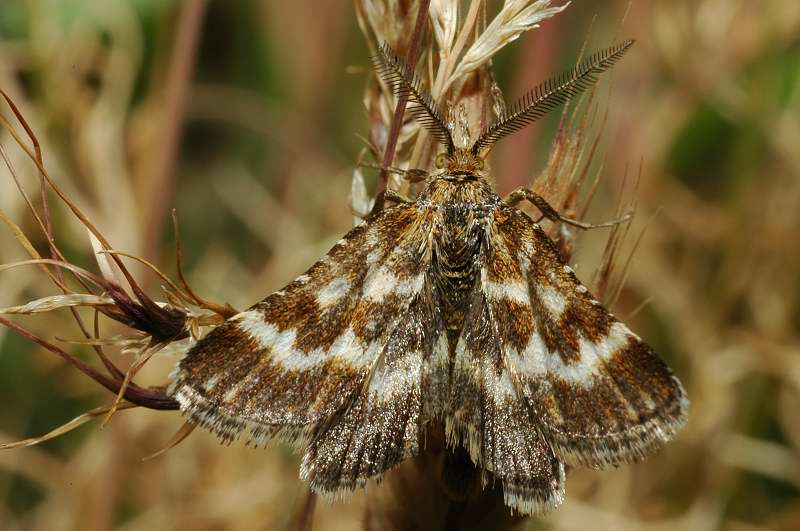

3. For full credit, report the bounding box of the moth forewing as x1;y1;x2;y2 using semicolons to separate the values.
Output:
485;207;688;470
170;205;432;454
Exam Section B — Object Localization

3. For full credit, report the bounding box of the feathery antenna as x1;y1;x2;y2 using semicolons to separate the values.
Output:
373;43;454;152
472;39;634;156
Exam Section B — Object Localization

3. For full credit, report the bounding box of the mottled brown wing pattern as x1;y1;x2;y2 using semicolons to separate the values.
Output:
169;204;437;488
448;274;566;515
300;281;444;493
485;206;688;469
169;185;686;511
161;35;681;517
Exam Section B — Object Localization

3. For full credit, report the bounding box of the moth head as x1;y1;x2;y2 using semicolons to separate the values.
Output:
435;149;485;175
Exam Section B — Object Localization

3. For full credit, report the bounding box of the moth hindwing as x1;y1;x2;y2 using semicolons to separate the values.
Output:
169;39;687;516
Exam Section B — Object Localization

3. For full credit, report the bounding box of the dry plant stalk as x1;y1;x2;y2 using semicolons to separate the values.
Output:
0;87;230;416
0;2;649;530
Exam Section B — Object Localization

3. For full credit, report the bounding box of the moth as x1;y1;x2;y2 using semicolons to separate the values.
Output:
169;39;688;515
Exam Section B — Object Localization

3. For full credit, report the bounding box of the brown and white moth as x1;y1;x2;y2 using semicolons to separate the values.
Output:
169;39;688;515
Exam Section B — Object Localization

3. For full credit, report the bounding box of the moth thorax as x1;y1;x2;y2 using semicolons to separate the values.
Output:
436;148;485;175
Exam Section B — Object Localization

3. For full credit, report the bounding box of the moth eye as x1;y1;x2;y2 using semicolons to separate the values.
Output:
435;153;447;169
475;157;484;170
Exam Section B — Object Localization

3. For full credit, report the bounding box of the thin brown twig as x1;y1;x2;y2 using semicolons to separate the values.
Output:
0;92;125;378
98;250;187;303
0;89;55;252
172;210;238;318
373;0;432;212
577;107;610;220
0;316;178;410
0;258;111;289
607;163;646;309
293;490;317;531
0;89;182;342
0;109;186;336
0;146;67;290
0;258;186;341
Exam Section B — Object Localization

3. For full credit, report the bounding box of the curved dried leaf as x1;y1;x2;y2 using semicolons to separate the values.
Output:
0;294;114;315
0;403;138;450
142;420;197;461
449;0;570;86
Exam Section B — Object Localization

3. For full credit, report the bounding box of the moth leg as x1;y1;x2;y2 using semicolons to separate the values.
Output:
503;188;631;230
384;189;415;205
349;186;413;221
361;189;414;220
357;162;429;183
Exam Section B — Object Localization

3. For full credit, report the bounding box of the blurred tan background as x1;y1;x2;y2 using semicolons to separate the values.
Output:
1;1;799;530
